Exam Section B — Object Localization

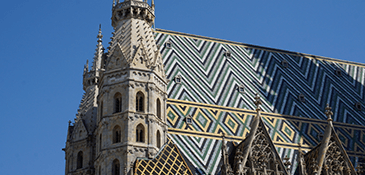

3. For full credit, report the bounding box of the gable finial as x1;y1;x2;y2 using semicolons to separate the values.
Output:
97;24;103;41
325;104;333;122
254;93;262;111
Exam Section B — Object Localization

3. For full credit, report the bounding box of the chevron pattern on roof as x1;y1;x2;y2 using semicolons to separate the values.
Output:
155;30;365;125
155;30;365;174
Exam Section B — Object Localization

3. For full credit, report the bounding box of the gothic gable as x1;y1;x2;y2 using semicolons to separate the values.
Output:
221;95;289;175
233;116;288;175
130;40;166;78
70;119;89;142
296;105;357;175
298;127;357;175
106;43;129;71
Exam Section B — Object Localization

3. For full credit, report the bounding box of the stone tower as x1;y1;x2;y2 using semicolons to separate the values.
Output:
95;0;168;175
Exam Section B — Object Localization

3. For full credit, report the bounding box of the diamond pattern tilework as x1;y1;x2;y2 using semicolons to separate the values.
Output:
135;139;193;175
167;99;365;174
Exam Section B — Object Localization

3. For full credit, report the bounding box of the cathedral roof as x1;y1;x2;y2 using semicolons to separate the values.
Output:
155;28;365;174
134;138;194;175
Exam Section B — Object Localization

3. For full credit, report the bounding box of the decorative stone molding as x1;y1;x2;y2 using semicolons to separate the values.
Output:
128;116;134;121
127;83;135;88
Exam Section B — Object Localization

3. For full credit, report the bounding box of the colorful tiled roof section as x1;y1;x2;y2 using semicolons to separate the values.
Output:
154;29;365;174
155;29;365;124
134;139;194;175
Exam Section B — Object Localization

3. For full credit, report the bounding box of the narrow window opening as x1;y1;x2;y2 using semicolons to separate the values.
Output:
114;93;122;113
136;124;145;142
77;151;83;169
157;98;161;119
136;92;144;112
113;126;121;143
112;159;120;175
157;130;161;148
100;101;103;119
99;134;102;151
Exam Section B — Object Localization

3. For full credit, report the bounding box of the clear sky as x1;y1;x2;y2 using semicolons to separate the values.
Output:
0;0;364;175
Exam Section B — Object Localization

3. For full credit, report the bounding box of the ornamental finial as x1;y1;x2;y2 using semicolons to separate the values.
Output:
97;24;103;42
325;104;333;121
254;93;262;111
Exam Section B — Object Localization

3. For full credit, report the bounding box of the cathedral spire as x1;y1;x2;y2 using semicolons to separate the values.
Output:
91;25;104;73
317;104;334;174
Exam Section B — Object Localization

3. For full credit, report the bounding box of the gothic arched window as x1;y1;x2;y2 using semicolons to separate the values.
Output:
99;134;102;151
157;130;161;148
136;124;145;142
77;151;83;169
136;92;144;112
112;159;120;175
113;125;121;143
114;93;122;113
156;98;161;119
100;101;103;119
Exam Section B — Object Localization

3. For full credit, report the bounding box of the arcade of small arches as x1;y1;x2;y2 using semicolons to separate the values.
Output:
106;91;163;120
109;124;162;145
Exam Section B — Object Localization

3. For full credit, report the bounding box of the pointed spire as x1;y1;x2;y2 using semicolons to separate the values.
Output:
92;25;104;72
325;104;333;122
297;143;308;175
97;24;103;42
284;155;292;173
254;93;262;111
84;60;89;74
221;133;233;175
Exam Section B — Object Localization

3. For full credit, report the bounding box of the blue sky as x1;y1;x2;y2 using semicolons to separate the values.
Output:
0;0;364;175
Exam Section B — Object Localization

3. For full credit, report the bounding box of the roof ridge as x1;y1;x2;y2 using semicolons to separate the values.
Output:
155;28;365;67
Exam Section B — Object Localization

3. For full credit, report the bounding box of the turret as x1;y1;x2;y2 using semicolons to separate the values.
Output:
94;1;167;174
